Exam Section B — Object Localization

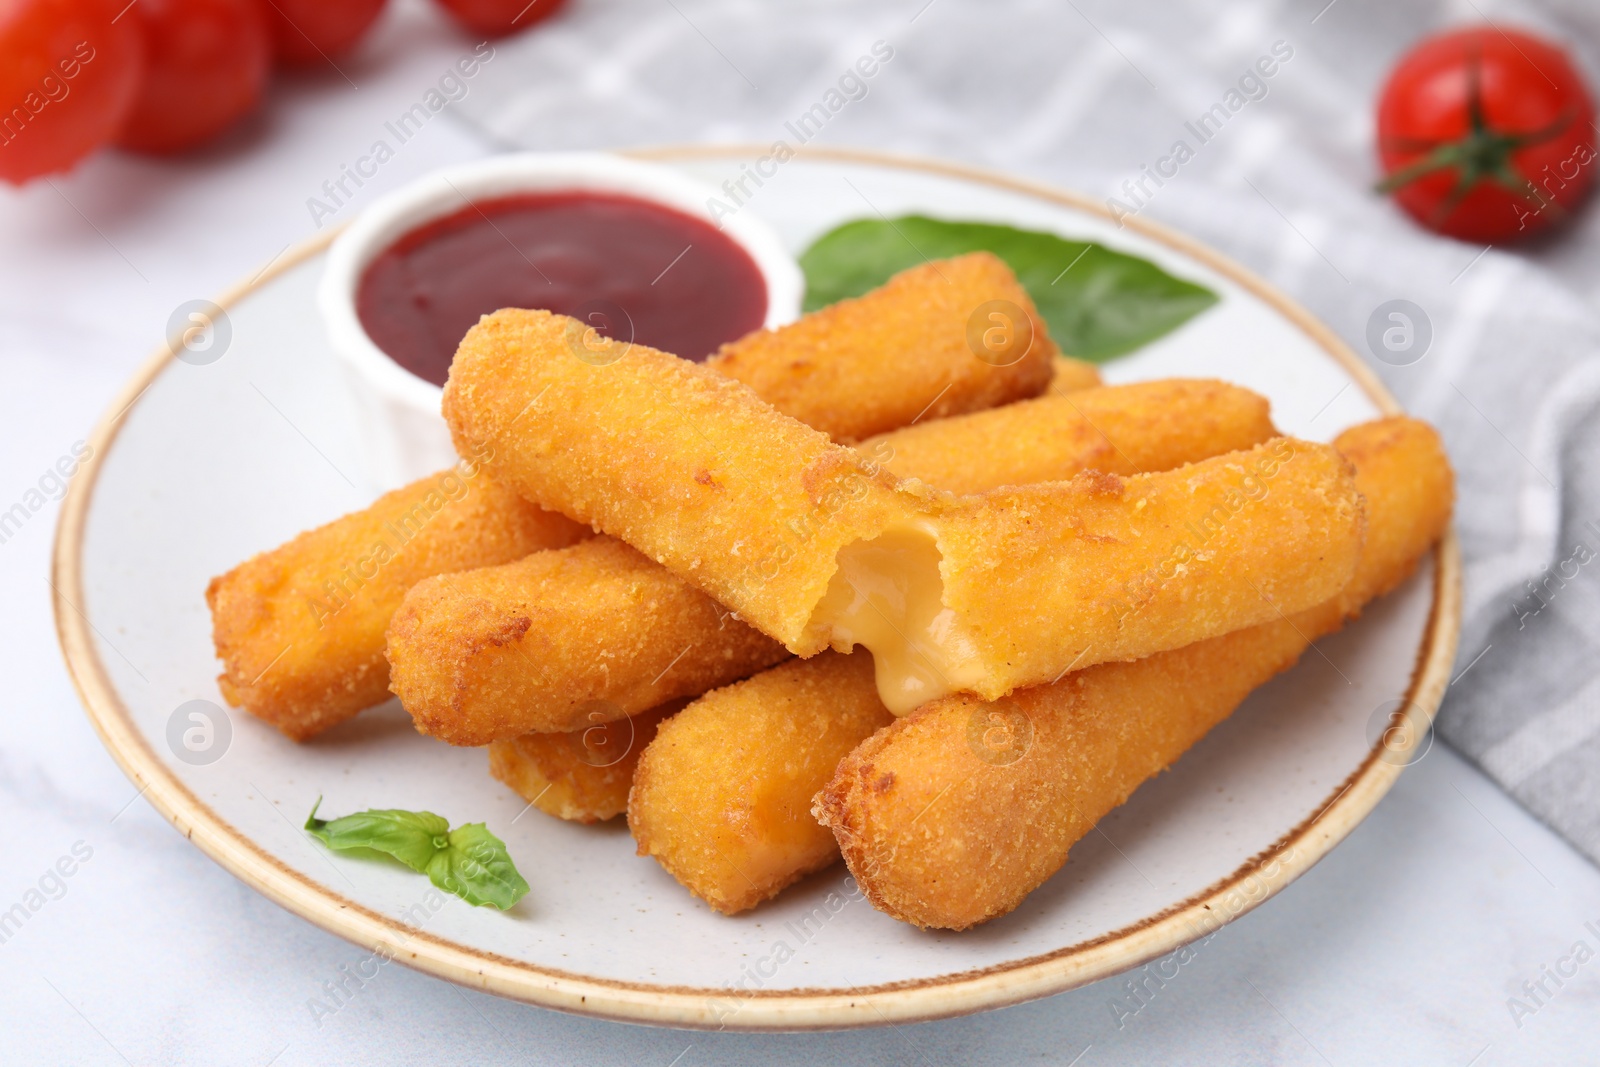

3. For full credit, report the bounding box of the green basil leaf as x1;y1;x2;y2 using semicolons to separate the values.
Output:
304;799;450;872
304;801;528;909
426;824;530;911
798;216;1219;363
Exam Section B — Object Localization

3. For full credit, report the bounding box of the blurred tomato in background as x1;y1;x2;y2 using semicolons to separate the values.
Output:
1377;25;1597;243
115;0;270;152
0;0;145;183
1;0;579;180
264;0;386;66
429;0;563;38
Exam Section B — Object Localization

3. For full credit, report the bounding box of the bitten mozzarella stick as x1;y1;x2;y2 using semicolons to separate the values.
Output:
206;464;588;740
488;700;684;824
863;378;1274;495
815;417;1454;930
445;310;1360;711
849;438;1363;712
630;653;892;913
705;252;1060;441
399;380;1276;743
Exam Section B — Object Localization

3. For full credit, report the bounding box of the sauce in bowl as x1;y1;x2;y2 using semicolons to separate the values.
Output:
356;191;769;385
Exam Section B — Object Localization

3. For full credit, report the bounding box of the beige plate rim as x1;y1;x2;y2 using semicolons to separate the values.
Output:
52;144;1462;1032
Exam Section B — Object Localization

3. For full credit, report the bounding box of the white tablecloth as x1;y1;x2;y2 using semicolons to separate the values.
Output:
3;1;1599;1062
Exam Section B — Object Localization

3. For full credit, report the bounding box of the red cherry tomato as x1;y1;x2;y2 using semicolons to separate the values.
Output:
1377;25;1597;243
429;0;564;38
266;0;385;66
116;0;270;153
0;0;145;184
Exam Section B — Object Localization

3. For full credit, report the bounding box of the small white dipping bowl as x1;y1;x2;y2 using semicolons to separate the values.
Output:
318;152;805;488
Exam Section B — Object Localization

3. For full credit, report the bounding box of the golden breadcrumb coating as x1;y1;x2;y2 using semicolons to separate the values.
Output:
904;437;1365;707
392;538;788;743
814;417;1453;930
705;253;1057;441
397;378;1276;744
206;466;587;740
862;378;1274;495
488;700;683;823
629;653;892;913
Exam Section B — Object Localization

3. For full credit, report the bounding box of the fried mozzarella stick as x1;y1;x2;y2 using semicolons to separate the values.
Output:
206;465;588;740
815;417;1453;930
706;252;1060;441
630;653;892;913
852;437;1362;712
398;379;1274;744
445;310;1362;712
488;700;685;824
864;377;1275;495
394;537;791;741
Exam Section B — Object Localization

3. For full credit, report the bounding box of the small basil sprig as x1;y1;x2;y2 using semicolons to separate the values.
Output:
304;800;529;910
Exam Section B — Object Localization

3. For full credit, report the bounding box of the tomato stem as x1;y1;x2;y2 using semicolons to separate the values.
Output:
1376;42;1578;221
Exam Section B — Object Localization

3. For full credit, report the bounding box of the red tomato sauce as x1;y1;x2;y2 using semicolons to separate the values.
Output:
356;191;769;384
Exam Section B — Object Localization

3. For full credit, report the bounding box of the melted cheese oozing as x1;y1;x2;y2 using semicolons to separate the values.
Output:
810;524;986;715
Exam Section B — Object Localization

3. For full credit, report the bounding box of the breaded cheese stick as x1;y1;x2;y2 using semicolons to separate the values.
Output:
705;252;1059;441
206;464;587;740
863;378;1274;495
399;379;1277;743
445;310;1361;711
814;417;1454;930
394;538;790;740
629;653;892;913
488;699;685;824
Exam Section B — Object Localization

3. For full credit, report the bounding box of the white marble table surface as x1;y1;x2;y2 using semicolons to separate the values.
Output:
2;2;1598;1063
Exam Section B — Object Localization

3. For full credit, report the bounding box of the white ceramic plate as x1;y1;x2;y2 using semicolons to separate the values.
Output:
54;146;1459;1031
